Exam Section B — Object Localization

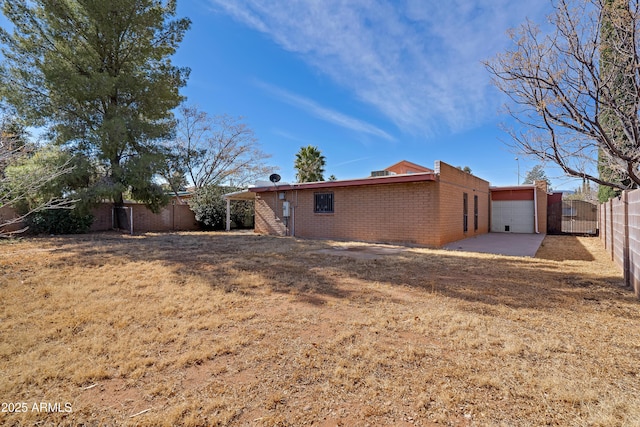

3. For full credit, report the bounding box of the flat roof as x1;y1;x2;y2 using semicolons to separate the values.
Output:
250;172;437;193
490;185;537;191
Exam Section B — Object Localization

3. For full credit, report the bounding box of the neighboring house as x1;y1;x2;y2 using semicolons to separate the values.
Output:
373;160;434;176
246;160;491;247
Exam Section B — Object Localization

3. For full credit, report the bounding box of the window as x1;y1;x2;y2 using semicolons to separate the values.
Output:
463;193;468;232
474;195;479;231
314;192;334;213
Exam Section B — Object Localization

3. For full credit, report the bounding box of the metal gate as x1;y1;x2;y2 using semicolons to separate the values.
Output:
547;200;598;235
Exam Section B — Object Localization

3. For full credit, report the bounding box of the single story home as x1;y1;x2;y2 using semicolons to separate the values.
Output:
230;160;490;247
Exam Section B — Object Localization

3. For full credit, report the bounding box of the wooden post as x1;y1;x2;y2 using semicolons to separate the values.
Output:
225;198;231;232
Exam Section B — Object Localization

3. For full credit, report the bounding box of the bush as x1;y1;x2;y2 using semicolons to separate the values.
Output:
189;186;228;230
189;185;254;230
25;208;94;235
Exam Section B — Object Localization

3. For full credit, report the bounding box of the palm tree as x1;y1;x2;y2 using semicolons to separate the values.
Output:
294;145;326;182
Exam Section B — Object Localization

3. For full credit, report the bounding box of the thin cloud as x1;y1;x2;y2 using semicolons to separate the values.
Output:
209;0;549;137
333;157;371;167
255;81;395;142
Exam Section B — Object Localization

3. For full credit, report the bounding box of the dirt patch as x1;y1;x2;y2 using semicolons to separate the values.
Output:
315;243;410;259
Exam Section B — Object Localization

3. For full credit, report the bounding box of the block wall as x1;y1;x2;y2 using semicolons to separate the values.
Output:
627;190;640;297
91;202;199;233
600;190;640;297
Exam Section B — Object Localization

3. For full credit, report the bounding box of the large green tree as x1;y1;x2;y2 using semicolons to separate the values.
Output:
294;145;326;183
0;0;191;218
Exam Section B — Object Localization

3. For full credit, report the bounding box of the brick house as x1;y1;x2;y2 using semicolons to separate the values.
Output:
245;160;491;247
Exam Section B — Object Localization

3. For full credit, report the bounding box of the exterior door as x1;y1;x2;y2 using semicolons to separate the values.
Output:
491;200;535;233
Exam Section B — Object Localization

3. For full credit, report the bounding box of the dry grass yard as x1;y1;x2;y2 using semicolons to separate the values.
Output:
1;232;639;426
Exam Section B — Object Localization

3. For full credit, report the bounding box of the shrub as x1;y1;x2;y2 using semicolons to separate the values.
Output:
25;208;94;235
189;185;254;230
189;186;228;230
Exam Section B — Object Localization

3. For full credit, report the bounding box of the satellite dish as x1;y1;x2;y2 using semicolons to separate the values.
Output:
269;173;281;183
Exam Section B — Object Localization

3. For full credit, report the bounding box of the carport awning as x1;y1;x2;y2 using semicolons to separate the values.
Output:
222;190;256;231
222;189;256;201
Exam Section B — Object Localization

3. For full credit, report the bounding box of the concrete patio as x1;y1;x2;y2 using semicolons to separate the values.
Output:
442;232;546;257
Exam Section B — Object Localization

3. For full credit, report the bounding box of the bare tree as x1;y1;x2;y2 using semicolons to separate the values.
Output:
161;105;273;192
485;0;640;194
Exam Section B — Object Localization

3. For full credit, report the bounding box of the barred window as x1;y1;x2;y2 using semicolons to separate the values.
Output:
314;192;334;213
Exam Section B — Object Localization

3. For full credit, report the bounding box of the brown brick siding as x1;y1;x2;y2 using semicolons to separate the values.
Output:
256;181;440;245
255;193;288;237
254;161;491;247
433;161;490;245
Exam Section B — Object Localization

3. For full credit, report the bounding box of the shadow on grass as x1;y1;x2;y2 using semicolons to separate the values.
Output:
44;231;637;314
536;235;596;261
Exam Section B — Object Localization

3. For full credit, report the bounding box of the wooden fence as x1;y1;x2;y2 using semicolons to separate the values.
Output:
600;190;640;297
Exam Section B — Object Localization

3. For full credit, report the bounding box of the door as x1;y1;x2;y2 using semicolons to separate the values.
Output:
491;200;535;233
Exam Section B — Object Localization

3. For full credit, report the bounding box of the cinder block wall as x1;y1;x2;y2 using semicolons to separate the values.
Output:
255;181;442;246
612;196;626;272
599;191;640;297
434;161;491;246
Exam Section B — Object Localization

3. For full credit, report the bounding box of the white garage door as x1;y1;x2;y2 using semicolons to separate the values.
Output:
491;200;535;233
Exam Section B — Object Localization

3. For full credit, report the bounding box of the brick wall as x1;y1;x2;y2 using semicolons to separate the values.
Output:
2;201;199;234
535;185;548;234
254;161;491;247
434;161;491;246
91;202;199;233
256;181;441;245
254;193;288;237
0;205;24;234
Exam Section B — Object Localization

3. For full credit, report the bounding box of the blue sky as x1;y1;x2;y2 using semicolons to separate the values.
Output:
173;0;586;189
0;1;584;189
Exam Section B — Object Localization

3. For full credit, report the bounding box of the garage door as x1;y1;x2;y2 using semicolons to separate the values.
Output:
491;200;535;233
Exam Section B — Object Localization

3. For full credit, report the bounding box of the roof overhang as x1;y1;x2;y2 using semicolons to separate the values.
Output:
250;172;437;193
490;185;537;191
222;189;256;201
